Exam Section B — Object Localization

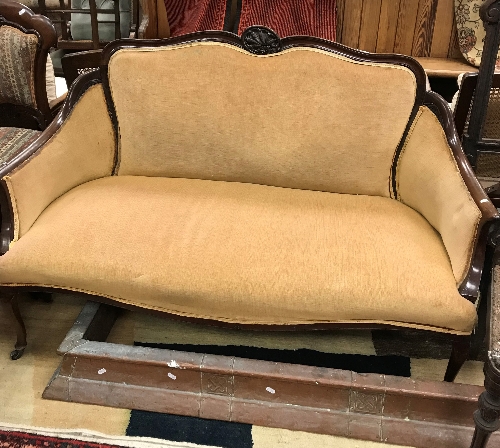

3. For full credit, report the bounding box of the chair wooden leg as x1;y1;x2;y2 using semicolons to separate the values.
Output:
1;293;27;360
444;335;471;382
470;357;500;448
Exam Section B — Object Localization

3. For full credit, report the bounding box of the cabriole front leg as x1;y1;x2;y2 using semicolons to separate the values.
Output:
1;292;27;360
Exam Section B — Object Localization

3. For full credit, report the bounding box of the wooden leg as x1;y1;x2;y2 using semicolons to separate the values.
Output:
471;246;495;359
1;293;27;360
444;335;471;382
470;357;500;448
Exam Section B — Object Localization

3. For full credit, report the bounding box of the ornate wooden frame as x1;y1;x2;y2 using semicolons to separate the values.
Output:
470;244;500;448
0;0;58;129
0;27;498;384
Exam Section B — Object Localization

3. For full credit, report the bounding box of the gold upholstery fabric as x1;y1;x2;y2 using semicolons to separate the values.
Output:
3;84;115;239
0;176;476;334
0;25;37;108
108;42;417;198
397;106;481;285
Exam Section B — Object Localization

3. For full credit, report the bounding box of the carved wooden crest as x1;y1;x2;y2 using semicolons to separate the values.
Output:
241;26;282;55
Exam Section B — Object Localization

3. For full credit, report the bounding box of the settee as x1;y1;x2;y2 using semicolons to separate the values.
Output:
0;27;498;383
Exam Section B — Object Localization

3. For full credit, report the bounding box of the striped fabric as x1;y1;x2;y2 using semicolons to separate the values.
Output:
0;26;38;108
0;127;41;166
163;0;227;37
237;0;336;40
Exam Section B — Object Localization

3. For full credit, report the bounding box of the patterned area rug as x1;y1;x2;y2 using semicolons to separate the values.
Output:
0;430;126;448
0;424;201;448
0;294;484;448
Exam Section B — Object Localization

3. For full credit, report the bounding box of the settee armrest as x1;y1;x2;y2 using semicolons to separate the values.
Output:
397;91;499;299
0;72;115;253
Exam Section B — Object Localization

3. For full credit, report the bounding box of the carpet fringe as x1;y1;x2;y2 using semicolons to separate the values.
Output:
0;422;218;448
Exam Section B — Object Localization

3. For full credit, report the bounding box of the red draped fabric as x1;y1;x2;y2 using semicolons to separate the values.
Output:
163;0;336;41
238;0;336;40
163;0;227;37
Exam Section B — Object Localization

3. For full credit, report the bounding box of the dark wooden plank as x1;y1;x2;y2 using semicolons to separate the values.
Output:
339;0;363;48
57;40;105;49
336;0;345;43
156;0;170;38
448;14;463;59
376;0;401;53
412;0;439;57
358;0;383;52
415;56;478;77
430;0;455;57
394;0;420;55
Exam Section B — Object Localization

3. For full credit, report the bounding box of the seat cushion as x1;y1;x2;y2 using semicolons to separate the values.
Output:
0;176;477;334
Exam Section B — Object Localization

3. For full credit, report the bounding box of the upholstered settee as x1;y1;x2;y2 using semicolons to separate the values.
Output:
0;27;498;382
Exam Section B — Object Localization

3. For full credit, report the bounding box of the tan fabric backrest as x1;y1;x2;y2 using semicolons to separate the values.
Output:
108;42;417;197
397;106;481;285
4;84;115;240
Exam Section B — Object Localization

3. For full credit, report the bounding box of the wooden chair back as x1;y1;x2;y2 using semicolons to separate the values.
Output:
39;0;132;50
461;0;500;180
61;49;100;85
0;0;57;129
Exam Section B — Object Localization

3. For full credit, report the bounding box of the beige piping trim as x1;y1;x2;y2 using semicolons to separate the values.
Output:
0;281;474;335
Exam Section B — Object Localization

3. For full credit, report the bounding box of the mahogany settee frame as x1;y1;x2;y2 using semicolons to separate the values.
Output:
0;26;499;447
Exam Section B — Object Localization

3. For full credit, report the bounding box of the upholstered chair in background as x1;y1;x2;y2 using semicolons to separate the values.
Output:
453;72;500;206
0;0;66;130
0;0;69;198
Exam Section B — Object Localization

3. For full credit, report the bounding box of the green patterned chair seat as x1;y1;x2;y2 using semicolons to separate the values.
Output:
0;127;41;166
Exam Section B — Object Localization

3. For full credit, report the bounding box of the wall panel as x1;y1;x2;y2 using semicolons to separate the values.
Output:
339;0;363;49
412;0;438;56
337;0;461;61
376;0;401;53
358;0;382;52
430;0;455;57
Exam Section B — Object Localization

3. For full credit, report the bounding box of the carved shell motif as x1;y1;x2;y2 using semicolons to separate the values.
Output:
242;26;282;55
